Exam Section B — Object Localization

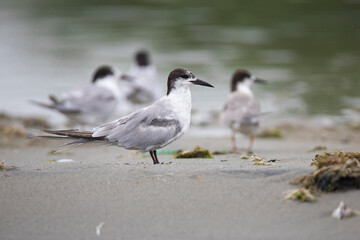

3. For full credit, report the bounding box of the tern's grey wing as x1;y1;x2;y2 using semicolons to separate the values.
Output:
93;100;183;152
56;86;117;118
221;93;260;128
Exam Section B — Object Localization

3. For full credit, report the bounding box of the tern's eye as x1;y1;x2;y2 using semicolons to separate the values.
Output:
180;74;188;79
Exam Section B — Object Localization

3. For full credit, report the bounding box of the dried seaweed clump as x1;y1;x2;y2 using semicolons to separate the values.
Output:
285;188;316;202
0;112;50;129
308;145;327;152
0;161;18;171
303;159;360;192
257;128;283;138
311;151;360;169
251;155;269;165
175;146;213;159
293;152;360;193
346;121;360;131
1;125;26;137
21;117;50;128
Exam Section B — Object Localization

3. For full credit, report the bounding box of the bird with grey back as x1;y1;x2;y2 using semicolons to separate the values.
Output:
30;66;128;126
122;50;162;105
220;69;266;152
43;68;214;164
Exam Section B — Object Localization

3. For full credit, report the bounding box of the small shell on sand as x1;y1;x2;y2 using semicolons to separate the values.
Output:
56;159;74;163
331;202;359;219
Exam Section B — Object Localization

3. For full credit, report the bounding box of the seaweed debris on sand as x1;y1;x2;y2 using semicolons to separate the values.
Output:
251;155;269;165
1;125;26;137
250;155;276;165
308;145;328;152
257;127;283;138
311;151;360;169
288;152;360;201
0;161;19;171
212;149;239;155
285;188;316;202
175;146;213;159
0;112;52;139
0;112;51;129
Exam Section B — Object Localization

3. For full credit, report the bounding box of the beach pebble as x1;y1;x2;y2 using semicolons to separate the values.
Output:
56;159;74;163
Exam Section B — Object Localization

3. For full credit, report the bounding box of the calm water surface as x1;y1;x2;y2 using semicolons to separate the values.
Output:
1;0;359;125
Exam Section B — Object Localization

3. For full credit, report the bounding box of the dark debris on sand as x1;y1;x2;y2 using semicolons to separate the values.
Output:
291;152;360;193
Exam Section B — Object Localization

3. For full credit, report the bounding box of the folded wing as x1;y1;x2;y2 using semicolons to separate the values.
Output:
93;100;183;151
222;93;260;129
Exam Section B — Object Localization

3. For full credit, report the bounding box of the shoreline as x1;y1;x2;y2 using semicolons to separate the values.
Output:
1;114;360;239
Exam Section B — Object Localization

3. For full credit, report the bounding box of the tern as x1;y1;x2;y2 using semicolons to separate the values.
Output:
31;65;126;126
220;69;266;152
122;50;162;104
43;68;214;164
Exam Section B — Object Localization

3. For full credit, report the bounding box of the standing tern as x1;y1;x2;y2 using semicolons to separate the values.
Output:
220;69;266;152
44;68;214;164
123;50;162;104
31;65;127;126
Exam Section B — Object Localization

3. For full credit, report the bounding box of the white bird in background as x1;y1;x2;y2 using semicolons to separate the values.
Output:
122;50;162;105
31;65;127;127
221;69;266;152
44;68;214;164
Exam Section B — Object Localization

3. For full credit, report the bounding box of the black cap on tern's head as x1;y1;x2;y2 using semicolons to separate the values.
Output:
135;50;150;67
167;68;214;95
231;69;266;92
92;65;115;83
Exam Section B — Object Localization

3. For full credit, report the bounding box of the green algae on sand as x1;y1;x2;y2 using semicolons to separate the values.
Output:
175;146;213;159
285;188;316;202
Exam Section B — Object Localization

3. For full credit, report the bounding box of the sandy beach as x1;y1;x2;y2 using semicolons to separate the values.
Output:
1;1;359;239
1;117;359;240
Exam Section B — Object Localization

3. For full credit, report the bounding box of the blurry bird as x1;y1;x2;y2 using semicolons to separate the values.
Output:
122;50;162;104
31;65;127;126
43;68;214;164
220;69;266;152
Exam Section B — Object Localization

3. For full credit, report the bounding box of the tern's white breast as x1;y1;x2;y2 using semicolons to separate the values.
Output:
95;77;121;99
166;86;192;133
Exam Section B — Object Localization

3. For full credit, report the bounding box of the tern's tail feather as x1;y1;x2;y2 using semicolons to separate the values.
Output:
38;129;106;150
29;100;56;109
43;129;105;140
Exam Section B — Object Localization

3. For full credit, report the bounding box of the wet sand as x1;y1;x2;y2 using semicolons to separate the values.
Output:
1;120;360;240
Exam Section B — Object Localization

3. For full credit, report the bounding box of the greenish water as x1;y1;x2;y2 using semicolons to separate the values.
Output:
1;0;359;120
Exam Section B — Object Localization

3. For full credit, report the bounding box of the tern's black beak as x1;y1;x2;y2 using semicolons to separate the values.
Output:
190;79;214;88
254;78;267;84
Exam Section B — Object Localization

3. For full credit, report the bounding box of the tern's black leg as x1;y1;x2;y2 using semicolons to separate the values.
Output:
153;150;160;164
149;151;154;163
149;150;159;164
